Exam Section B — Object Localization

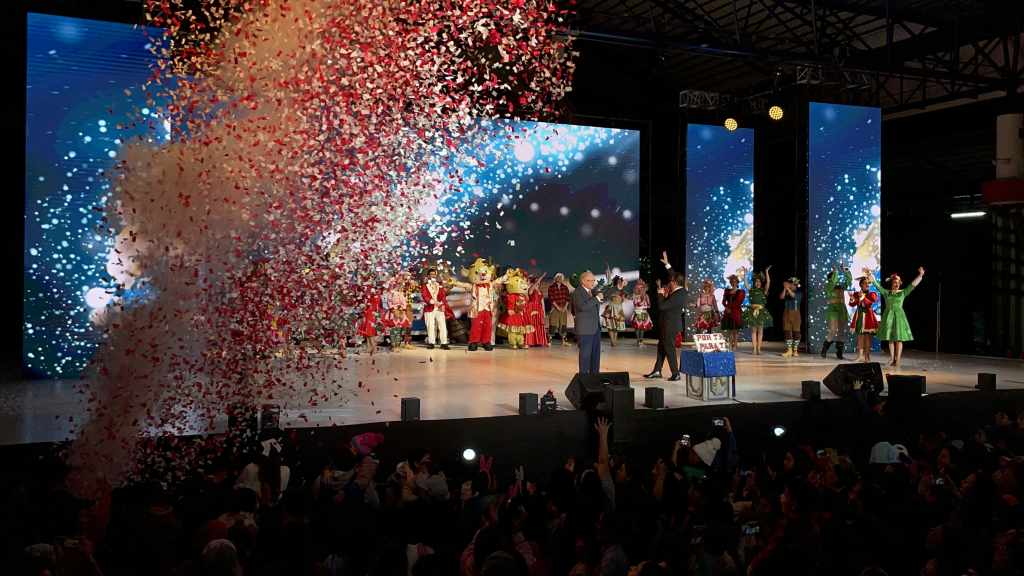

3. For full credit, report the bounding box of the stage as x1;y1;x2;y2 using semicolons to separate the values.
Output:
2;340;1023;446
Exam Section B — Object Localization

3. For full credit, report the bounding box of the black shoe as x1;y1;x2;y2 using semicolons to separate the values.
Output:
440;344;450;350
468;344;478;351
820;341;832;358
483;344;494;351
667;373;681;381
835;342;845;360
426;343;435;350
643;371;663;379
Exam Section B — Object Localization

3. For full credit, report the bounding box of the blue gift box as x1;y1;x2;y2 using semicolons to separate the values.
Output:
681;350;736;377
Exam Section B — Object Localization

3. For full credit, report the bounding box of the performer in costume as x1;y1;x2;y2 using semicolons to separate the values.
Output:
849;275;879;363
357;290;381;355
743;266;773;355
693;279;720;333
547;273;572;346
451;258;507;351
601;266;627;347
524;274;549;347
630;278;653;346
780;277;803;357
864;266;925;368
720;274;746;350
420;268;450;350
497;269;535;349
821;265;853;359
403;275;416;349
383;278;411;352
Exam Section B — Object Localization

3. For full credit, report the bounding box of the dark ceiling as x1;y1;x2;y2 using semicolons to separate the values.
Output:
570;0;1024;113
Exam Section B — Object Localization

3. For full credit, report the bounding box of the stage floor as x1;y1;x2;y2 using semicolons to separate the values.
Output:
2;341;1023;446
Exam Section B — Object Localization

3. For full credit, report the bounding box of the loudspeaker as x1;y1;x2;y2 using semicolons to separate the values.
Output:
518;392;539;416
565;372;631;410
400;397;420;421
603;384;635;442
644;387;665;409
887;374;926;401
977;373;996;391
823;363;884;397
801;380;821;400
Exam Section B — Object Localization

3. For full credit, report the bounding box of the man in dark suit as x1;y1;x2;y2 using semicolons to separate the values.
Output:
572;270;604;374
645;266;688;381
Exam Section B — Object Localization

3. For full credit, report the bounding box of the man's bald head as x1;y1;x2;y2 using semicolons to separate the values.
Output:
580;271;597;290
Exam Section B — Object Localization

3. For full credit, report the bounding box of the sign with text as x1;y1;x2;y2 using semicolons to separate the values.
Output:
694;333;729;353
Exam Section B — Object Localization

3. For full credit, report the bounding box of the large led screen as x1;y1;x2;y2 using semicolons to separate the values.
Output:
807;102;882;352
685;124;754;333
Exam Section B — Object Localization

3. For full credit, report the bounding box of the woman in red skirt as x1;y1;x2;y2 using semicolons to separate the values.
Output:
357;292;381;355
720;274;746;351
524;274;549;347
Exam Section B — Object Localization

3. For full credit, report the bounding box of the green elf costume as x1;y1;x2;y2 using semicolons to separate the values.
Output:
820;267;852;359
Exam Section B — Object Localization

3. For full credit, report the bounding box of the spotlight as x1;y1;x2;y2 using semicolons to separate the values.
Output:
950;211;986;219
462;448;477;462
724;117;739;131
771;425;787;438
768;105;785;121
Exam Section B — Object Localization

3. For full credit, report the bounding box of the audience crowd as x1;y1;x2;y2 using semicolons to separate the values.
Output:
8;403;1024;576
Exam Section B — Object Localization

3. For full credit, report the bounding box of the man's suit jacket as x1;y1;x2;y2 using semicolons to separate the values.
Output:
571;287;601;335
657;287;687;337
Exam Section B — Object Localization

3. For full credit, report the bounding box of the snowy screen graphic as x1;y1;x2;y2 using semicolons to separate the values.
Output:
23;14;641;377
685;124;754;331
24;14;166;378
807;102;881;352
423;120;641;278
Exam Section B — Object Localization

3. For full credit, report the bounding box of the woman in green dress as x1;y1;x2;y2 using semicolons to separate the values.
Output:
742;265;773;355
863;266;925;368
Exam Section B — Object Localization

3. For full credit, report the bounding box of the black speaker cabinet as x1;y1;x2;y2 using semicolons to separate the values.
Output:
887;374;926;401
400;397;421;421
518;392;539;416
977;373;996;391
565;372;631;410
801;380;821;400
823;363;884;397
644;387;665;409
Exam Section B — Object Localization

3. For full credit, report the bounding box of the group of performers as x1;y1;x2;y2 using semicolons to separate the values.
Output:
343;253;925;369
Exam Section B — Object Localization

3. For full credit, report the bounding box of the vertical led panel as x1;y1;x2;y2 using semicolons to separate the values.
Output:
807;102;882;352
685;124;754;332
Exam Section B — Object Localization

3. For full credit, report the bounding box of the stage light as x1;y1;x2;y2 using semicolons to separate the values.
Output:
771;425;787;438
950;211;986;219
768;105;785;121
462;448;477;462
724;117;739;131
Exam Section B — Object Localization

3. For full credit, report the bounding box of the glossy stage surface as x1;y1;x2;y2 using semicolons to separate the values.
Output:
2;341;1022;446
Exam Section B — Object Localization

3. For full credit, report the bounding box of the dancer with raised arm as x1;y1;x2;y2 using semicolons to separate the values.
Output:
645;251;688;381
849;275;879;362
864;266;925;368
821;264;853;359
743;266;773;355
721;274;745;350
